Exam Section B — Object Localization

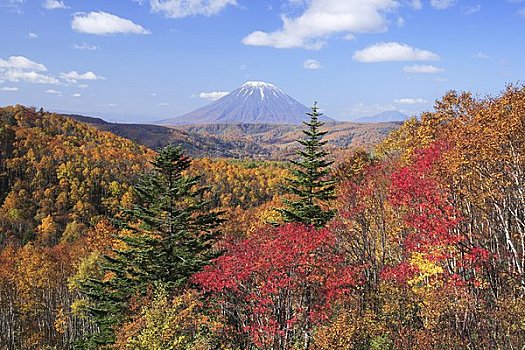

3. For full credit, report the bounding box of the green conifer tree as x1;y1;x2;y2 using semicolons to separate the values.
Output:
277;102;337;228
77;145;222;348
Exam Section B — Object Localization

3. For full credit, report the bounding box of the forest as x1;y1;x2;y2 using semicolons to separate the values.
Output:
1;84;525;349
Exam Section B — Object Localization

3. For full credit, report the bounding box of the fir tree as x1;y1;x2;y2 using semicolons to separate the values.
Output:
277;102;337;228
77;145;222;348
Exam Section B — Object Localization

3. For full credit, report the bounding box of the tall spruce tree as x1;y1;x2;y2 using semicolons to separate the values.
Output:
277;102;336;228
76;145;222;348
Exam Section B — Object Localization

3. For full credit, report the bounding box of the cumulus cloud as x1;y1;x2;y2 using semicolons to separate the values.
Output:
199;91;229;101
60;71;105;83
2;71;59;84
430;0;455;10
0;56;59;84
73;42;100;51
72;93;81;97
303;59;323;69
45;89;61;94
0;86;18;91
242;0;398;49
394;98;427;104
353;42;440;63
0;56;47;71
403;64;445;73
42;0;67;9
28;32;38;39
146;0;237;18
72;11;150;35
0;55;106;87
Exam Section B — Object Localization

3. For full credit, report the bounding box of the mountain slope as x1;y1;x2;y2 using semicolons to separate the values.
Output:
64;113;400;160
161;81;334;125
65;114;271;158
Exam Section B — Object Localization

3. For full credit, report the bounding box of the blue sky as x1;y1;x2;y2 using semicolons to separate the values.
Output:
0;0;524;122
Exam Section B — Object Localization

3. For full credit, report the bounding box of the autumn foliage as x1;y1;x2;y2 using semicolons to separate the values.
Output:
194;223;358;349
2;84;525;349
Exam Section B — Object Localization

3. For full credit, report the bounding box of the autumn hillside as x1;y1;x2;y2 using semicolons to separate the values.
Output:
0;105;289;348
1;84;525;349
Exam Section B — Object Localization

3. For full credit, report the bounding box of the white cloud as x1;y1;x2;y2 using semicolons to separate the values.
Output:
199;91;229;101
73;42;100;51
409;0;422;10
394;98;427;104
474;51;489;59
463;4;481;15
403;64;445;73
2;71;59;84
430;0;455;10
147;0;237;18
0;56;60;84
28;32;38;39
0;55;106;87
60;71;105;83
72;93;81;97
0;56;47;71
303;58;322;69
45;89;61;94
72;11;150;35
396;17;405;27
344;102;398;117
148;92;157;96
0;86;18;91
242;0;398;49
42;0;67;9
1;0;24;10
353;42;440;62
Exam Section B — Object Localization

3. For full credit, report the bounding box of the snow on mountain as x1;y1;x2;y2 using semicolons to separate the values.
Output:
159;81;334;125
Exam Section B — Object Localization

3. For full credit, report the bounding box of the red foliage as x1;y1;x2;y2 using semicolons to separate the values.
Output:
389;141;462;256
194;223;359;348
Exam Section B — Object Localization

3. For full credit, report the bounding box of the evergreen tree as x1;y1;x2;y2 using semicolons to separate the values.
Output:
277;102;336;228
76;145;222;348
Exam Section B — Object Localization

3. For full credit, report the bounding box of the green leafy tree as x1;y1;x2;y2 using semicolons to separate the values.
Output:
76;145;222;348
277;102;336;228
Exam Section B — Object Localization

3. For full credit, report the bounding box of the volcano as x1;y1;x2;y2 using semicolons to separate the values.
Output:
160;81;334;125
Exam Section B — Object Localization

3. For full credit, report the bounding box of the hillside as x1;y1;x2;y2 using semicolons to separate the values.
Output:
65;114;400;159
64;114;272;159
0;106;153;247
176;121;401;158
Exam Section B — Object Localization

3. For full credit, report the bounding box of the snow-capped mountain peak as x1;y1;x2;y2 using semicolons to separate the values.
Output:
239;81;282;100
242;81;277;88
160;81;334;125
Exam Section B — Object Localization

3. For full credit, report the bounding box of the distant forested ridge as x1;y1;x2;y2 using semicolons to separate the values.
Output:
66;113;401;160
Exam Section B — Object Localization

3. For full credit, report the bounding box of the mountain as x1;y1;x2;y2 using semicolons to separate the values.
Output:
353;111;408;123
160;81;334;125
